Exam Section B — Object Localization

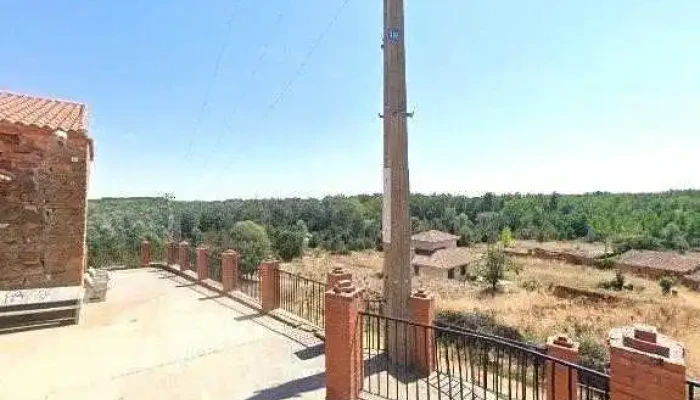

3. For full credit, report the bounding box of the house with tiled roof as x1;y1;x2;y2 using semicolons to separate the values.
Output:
0;91;93;328
411;230;481;280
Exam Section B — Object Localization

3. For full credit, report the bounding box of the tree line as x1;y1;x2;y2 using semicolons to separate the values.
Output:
86;190;700;269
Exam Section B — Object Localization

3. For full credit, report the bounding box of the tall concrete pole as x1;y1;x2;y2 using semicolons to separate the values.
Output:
382;0;411;323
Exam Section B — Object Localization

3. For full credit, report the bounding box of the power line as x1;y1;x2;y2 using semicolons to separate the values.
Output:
182;1;245;161
197;0;294;171
263;0;353;116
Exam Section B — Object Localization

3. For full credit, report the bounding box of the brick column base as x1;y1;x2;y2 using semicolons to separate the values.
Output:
140;240;151;267
546;335;579;400
409;289;435;376
196;246;208;280
609;325;686;400
221;250;239;292
325;280;363;400
259;260;280;312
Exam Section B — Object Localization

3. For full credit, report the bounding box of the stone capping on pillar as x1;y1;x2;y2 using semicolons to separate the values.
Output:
546;334;579;400
326;267;352;289
221;250;239;292
325;279;363;400
609;324;687;400
196;246;208;281
259;259;280;312
409;289;435;377
140;240;151;267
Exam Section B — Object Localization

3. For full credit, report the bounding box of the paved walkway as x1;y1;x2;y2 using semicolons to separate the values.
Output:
0;268;326;400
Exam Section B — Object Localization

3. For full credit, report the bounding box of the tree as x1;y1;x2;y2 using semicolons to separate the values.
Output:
659;277;674;295
226;221;273;271
271;229;305;261
499;227;514;247
479;246;513;293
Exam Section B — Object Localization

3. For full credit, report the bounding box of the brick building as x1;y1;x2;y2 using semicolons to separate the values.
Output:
0;91;93;291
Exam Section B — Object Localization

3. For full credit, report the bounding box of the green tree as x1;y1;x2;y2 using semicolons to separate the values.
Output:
271;229;305;261
479;246;513;293
499;227;514;247
223;221;273;271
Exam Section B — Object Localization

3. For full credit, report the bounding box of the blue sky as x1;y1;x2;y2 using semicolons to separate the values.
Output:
2;0;699;200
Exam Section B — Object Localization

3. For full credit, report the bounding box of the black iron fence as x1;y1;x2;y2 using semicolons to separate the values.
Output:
238;269;260;303
689;380;700;400
360;311;610;400
276;269;326;328
208;251;222;282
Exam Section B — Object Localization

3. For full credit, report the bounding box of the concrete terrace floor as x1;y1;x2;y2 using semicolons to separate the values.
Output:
0;268;327;400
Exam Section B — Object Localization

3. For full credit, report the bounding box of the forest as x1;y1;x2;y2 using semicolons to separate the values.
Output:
86;190;700;269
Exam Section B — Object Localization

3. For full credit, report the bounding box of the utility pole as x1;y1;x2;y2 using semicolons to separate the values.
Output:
382;0;411;327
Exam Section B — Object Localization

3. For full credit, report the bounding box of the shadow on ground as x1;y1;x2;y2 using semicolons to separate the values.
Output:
244;372;325;400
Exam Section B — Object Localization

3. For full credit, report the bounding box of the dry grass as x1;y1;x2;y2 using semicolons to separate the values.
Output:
283;248;700;377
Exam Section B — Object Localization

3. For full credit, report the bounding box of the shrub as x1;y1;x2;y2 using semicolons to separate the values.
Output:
436;310;524;342
597;270;626;291
659;277;674;295
499;228;515;247
479;245;515;293
577;335;610;372
270;229;305;261
521;279;542;292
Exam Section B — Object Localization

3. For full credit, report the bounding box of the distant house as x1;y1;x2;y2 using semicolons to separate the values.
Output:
411;230;481;280
616;250;700;280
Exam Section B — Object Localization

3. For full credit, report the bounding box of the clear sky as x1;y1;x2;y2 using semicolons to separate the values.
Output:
3;0;699;200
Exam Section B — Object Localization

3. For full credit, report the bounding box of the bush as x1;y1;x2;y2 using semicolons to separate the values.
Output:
270;229;305;261
659;277;674;295
599;257;616;270
577;335;610;372
479;245;515;293
436;310;524;342
521;279;542;292
227;221;273;271
597;270;626;291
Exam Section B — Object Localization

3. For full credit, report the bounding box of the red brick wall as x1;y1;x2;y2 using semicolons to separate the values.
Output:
0;122;91;290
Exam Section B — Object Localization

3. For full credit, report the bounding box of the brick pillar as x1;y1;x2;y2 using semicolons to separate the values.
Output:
609;324;686;400
259;260;280;312
409;289;435;376
140;240;151;267
325;280;363;400
196;246;208;280
166;241;177;265
327;267;352;289
221;250;239;292
178;241;190;271
546;335;579;400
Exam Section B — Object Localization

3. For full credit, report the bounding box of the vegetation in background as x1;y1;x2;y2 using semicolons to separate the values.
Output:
659;276;675;295
86;190;700;268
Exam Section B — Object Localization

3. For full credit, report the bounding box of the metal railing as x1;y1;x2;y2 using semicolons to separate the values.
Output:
360;311;610;400
207;251;222;282
277;269;326;328
689;379;700;400
238;268;260;303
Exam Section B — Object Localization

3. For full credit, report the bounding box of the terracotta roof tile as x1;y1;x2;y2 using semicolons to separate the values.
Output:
412;230;459;243
413;247;482;270
618;250;700;274
0;91;88;134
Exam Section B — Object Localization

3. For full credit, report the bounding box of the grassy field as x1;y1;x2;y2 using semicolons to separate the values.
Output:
283;247;700;377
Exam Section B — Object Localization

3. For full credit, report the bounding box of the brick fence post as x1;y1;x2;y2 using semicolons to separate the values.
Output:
196;246;208;280
409;289;435;377
609;324;686;400
325;280;363;400
259;260;280;312
221;250;239;292
546;335;579;400
178;241;190;271
140;240;151;267
327;267;352;289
